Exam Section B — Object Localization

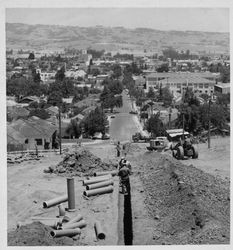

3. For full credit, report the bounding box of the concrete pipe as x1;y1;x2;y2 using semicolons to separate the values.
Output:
62;215;71;223
93;170;117;177
18;218;62;229
58;203;66;217
94;220;106;240
65;214;83;225
67;177;76;211
62;220;87;230
83;185;114;197
43;195;68;208
83;175;112;186
86;179;114;190
50;228;81;238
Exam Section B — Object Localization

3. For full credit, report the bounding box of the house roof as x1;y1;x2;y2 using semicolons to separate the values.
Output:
146;72;219;80
81;106;97;115
71;113;84;121
7;126;26;144
46;106;59;114
19;96;39;103
9;117;57;139
7;106;30;118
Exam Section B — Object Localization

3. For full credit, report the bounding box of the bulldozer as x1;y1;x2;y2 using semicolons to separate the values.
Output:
147;137;171;152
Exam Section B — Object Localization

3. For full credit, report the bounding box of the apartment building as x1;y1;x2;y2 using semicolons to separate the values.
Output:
145;72;218;96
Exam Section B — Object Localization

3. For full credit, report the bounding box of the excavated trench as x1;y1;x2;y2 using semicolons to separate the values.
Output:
123;181;133;245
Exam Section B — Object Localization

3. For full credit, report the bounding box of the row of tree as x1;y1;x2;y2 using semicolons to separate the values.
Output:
145;89;230;137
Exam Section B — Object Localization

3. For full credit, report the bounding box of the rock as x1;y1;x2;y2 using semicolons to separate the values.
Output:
154;215;160;220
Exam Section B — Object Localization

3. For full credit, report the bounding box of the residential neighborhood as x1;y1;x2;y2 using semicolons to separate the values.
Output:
4;7;231;248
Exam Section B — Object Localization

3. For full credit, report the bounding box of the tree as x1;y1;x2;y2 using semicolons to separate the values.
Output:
34;72;41;83
83;107;108;136
147;87;156;99
100;86;123;112
65;119;82;138
157;63;169;72
146;113;166;137
108;80;123;95
28;52;35;60
161;87;173;106
176;103;200;134
28;101;39;109
111;64;122;79
47;91;63;106
55;66;65;81
216;93;230;107
29;108;50;120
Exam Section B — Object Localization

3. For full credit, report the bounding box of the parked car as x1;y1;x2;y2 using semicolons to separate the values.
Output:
102;133;110;140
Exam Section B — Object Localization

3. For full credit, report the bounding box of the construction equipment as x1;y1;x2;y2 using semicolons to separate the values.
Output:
132;132;150;143
171;141;198;160
146;137;171;151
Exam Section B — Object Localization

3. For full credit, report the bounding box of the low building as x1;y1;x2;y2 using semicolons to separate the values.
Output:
7;117;57;151
145;72;217;96
214;83;230;94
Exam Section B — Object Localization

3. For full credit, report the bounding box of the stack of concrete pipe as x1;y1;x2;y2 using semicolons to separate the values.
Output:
50;213;87;238
83;173;114;197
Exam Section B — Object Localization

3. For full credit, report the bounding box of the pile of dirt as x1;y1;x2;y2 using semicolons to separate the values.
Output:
8;222;76;246
44;148;117;176
136;153;230;244
125;143;142;155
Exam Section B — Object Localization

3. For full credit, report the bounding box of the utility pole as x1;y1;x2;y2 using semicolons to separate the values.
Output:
182;112;185;140
59;106;62;155
169;107;172;129
208;99;211;149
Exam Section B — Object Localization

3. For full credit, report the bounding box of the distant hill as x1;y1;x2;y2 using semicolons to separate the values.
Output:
6;23;229;54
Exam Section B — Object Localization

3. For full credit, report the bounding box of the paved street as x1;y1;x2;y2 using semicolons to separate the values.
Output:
109;91;140;142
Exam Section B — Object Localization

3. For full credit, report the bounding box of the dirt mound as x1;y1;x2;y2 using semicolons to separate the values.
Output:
125;143;142;155
44;149;117;176
8;222;76;246
136;153;230;244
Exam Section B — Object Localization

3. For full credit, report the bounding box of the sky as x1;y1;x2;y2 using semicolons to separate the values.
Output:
6;8;229;32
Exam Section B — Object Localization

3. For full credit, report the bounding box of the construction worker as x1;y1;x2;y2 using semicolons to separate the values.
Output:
116;141;121;157
126;160;132;174
118;164;131;194
119;157;126;169
184;136;192;149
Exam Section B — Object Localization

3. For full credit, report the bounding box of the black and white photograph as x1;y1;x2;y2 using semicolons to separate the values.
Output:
1;0;232;248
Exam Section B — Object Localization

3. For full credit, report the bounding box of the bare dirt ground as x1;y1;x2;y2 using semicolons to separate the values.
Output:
7;142;120;246
128;137;230;245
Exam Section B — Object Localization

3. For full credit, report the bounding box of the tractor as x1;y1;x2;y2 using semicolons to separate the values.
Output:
171;141;198;160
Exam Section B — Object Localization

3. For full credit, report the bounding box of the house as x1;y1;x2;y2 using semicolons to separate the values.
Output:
7;117;57;151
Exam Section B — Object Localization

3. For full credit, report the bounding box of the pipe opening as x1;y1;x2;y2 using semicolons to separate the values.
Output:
83;191;87;196
98;232;106;240
86;186;90;190
50;231;55;237
93;173;97;177
43;202;48;208
123;181;133;245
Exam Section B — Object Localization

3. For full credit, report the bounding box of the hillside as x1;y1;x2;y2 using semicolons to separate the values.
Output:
6;23;229;54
